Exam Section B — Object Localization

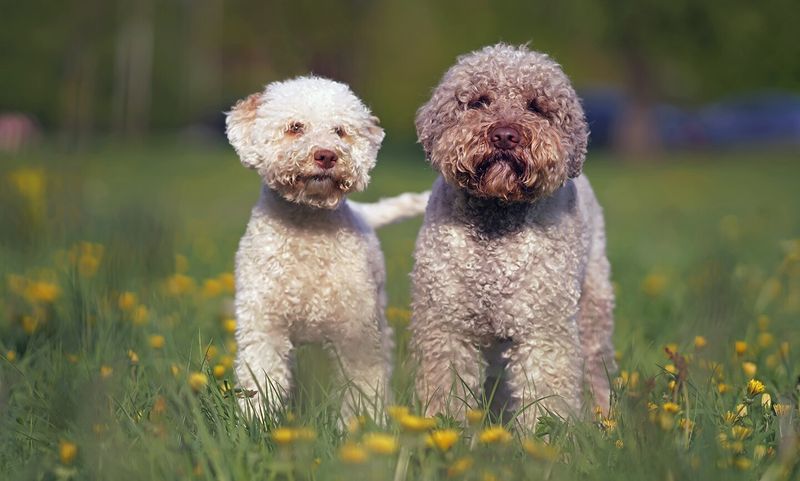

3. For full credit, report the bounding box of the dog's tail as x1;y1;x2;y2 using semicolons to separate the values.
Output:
349;191;430;229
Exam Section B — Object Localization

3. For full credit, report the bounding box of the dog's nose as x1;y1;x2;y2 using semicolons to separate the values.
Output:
489;125;521;150
313;149;338;169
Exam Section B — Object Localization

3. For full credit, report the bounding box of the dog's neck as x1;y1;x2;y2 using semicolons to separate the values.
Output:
258;185;347;225
450;184;532;237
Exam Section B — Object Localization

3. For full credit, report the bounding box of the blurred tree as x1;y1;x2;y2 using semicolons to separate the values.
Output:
0;0;798;146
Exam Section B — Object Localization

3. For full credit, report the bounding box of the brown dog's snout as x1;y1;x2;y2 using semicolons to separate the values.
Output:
489;125;521;150
313;149;338;169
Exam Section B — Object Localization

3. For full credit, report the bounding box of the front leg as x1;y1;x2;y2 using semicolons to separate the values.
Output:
504;317;583;431
234;302;293;418
411;320;485;421
327;320;393;422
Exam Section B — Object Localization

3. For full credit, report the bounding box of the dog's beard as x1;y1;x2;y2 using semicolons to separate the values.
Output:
435;125;568;202
263;157;362;209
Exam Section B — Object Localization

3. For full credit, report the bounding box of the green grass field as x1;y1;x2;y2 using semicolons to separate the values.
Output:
1;143;799;480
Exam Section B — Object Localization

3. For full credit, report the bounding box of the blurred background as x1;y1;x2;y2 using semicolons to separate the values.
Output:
2;0;800;153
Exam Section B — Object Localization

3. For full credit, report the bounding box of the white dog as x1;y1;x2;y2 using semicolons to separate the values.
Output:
225;76;428;419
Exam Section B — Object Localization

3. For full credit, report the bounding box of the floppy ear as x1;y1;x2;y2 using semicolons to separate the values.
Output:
366;115;385;145
566;111;589;178
225;92;263;169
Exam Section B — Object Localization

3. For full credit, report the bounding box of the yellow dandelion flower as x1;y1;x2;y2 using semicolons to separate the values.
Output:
152;396;167;416
664;343;678;356
387;405;409;420
694;336;707;349
201;279;223;299
21;315;39;335
664;364;677;375
615;439;624;449
465;408;485;425
218;272;235;294
212;364;226;379
165;273;196;296
641;273;667;297
25;281;60;304
722;411;736;424
271;427;296;445
205;345;218;360
761;393;772;409
773;403;791;416
765;354;779;369
170;363;182;377
118;292;137;311
427;429;459;452
132;305;149;325
399;414;436;432
6;350;17;362
757;332;774;349
447;457;474;477
735;403;748;417
678;418;694;432
339;442;368;464
77;243;103;277
647;402;658;412
523;439;559;461
385;306;411;323
148;334;165;349
478;426;512;444
127;349;139;364
741;361;757;378
717;383;730;394
601;418;617;432
662;402;680;414
100;365;113;379
188;372;208;392
746;379;765;397
753;444;767;460
363;433;398;454
59;440;78;465
667;379;677;391
222;318;237;334
220;355;234;369
732;425;752;440
658;412;674;431
734;341;747;356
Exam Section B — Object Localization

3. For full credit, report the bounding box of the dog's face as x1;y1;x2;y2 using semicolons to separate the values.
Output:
226;77;385;209
416;44;588;202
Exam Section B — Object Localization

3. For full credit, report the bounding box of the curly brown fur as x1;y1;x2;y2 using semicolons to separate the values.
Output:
410;44;615;428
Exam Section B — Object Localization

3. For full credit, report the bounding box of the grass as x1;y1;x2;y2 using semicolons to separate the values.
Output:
1;142;799;480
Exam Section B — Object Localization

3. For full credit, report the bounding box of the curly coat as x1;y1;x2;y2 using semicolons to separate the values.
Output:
410;44;615;427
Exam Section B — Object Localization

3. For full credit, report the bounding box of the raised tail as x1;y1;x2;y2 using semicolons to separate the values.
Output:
349;191;430;229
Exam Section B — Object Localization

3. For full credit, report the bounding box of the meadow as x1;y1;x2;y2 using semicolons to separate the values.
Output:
1;142;799;480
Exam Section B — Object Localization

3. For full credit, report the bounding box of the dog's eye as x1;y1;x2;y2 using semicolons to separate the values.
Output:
467;96;491;110
287;122;305;135
527;99;546;116
333;126;347;138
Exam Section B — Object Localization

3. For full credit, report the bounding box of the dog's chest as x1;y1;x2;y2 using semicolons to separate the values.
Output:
458;201;586;338
241;213;379;339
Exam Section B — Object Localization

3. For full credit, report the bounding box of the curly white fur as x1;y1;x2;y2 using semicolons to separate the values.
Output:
226;76;426;419
410;44;616;429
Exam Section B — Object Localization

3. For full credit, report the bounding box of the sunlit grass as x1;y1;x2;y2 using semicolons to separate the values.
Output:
1;144;799;480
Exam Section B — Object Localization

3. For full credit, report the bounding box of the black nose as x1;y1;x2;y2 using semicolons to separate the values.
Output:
313;149;338;169
489;125;521;150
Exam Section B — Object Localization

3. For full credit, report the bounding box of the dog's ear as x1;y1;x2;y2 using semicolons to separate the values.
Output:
366;115;385;145
225;92;263;169
566;111;589;178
